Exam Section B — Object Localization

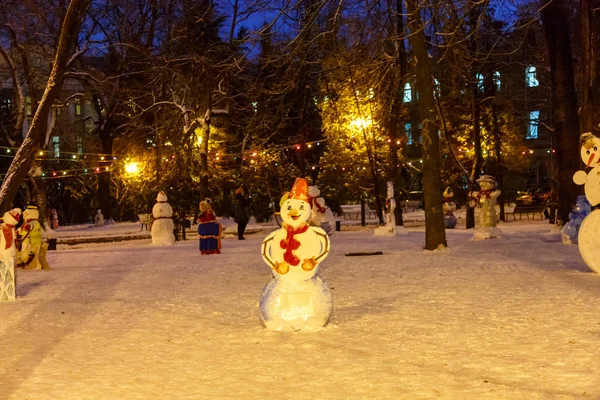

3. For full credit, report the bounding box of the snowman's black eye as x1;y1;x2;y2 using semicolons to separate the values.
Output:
594;146;597;151
300;205;304;210
587;150;591;155
287;205;292;210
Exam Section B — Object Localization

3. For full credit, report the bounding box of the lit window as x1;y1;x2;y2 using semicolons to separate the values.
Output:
476;73;484;92
434;78;441;96
405;122;412;145
527;111;540;139
26;96;32;116
526;66;539;87
493;71;501;91
76;136;83;154
251;101;257;112
403;83;412;103
75;98;82;116
51;136;60;157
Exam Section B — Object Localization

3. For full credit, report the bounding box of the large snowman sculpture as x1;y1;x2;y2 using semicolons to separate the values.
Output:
151;191;175;245
573;132;600;273
260;177;331;331
0;208;21;301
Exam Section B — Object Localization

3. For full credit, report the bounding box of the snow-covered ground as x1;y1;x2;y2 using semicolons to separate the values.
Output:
2;220;599;399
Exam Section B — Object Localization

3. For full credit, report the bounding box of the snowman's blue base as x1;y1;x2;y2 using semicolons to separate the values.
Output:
259;275;332;331
444;215;457;229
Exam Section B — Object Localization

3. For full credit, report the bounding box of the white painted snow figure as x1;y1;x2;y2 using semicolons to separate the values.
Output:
469;175;502;240
17;206;49;270
94;209;104;226
307;185;335;235
151;191;175;245
260;177;331;331
0;208;21;301
374;181;406;236
443;187;458;229
561;196;591;244
573;133;600;273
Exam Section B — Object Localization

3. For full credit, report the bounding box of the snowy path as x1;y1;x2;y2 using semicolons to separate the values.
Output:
1;222;599;399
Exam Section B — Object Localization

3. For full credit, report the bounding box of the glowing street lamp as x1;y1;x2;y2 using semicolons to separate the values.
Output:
125;162;139;175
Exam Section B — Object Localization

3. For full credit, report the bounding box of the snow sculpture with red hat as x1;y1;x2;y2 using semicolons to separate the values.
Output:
260;177;332;331
151;191;175;245
469;175;502;239
307;185;335;235
572;132;600;273
0;208;21;300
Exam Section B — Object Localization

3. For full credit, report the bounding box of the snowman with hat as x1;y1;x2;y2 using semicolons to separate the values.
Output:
469;175;502;239
151;191;175;245
260;177;332;331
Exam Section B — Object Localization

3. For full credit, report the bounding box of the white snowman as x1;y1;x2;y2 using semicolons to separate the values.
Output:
0;208;21;301
573;132;600;273
374;181;404;236
307;185;335;235
260;177;331;331
469;175;502;239
151;191;175;245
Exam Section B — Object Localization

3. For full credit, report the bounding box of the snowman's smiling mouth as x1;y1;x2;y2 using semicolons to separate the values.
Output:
291;215;301;220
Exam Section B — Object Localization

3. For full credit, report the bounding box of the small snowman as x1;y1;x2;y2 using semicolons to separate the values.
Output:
572;132;600;272
375;181;404;236
0;208;21;301
469;175;502;239
94;209;104;226
260;177;331;331
151;191;175;245
443;187;458;229
561;195;591;244
307;185;335;235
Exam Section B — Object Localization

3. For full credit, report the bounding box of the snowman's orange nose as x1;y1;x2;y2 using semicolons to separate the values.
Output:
288;209;298;217
588;153;596;167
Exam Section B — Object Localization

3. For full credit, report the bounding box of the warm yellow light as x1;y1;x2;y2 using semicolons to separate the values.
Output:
39;151;44;156
101;156;105;160
350;117;372;129
125;162;139;174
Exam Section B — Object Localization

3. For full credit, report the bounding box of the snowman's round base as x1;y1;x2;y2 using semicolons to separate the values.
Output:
444;215;457;229
259;275;332;332
577;209;600;273
472;226;503;240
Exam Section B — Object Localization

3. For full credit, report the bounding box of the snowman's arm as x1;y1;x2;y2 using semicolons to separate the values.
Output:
573;170;587;185
261;232;277;268
491;190;501;199
313;228;330;262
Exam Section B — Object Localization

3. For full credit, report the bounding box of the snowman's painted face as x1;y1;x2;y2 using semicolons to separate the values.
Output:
479;181;494;190
281;198;311;227
581;138;600;167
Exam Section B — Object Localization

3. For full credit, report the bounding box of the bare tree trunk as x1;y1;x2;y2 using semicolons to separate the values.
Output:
541;0;582;224
580;0;596;133
405;0;447;250
98;130;113;222
0;0;89;214
491;100;505;221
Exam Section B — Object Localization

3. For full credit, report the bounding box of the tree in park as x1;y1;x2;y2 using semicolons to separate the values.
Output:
0;0;90;215
404;0;447;250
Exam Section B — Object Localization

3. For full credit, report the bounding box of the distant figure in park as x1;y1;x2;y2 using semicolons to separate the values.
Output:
94;209;104;226
17;205;49;269
198;198;221;254
233;187;250;240
51;208;59;230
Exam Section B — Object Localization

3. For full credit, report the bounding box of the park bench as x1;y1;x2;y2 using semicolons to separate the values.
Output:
506;203;546;220
340;204;377;220
138;213;152;231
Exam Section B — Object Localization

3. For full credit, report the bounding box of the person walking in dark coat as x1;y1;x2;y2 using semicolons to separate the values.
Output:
233;187;250;240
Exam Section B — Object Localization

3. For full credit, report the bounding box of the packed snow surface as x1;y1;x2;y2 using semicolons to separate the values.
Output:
1;220;599;399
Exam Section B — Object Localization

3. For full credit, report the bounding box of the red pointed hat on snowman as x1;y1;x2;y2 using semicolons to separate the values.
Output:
288;178;310;203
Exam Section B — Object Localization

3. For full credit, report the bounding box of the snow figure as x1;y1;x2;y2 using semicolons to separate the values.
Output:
307;185;335;235
51;208;59;230
561;196;591;244
260;177;332;331
572;132;600;272
374;181;404;236
443;187;458;229
198;198;221;255
0;208;21;301
469;175;502;240
17;206;49;269
151;191;175;245
94;209;104;226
